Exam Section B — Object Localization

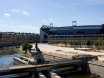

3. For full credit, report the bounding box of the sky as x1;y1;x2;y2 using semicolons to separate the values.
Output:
0;0;104;33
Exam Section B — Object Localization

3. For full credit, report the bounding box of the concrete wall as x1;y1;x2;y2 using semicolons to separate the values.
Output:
0;42;23;47
88;62;104;77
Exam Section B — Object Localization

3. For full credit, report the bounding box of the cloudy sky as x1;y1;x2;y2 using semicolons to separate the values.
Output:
0;0;104;33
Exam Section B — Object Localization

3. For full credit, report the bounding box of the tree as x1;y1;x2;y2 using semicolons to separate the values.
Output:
69;41;72;45
93;40;98;46
22;42;33;54
73;41;76;45
28;45;33;51
63;41;67;46
102;40;104;46
97;38;102;45
78;41;81;45
75;41;79;45
90;41;93;45
86;40;90;46
81;42;85;45
93;38;103;46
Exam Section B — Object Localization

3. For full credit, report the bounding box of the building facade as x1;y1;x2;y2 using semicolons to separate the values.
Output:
40;24;104;44
0;32;40;42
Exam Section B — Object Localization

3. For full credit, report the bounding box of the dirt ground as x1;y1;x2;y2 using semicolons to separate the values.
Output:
31;43;104;61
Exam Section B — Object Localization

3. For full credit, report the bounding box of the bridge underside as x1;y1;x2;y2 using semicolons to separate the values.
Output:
0;64;52;78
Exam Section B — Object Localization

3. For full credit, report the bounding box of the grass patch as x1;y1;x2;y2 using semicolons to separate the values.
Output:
0;47;17;55
15;47;30;57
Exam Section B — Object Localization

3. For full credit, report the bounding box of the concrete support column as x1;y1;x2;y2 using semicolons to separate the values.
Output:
33;71;39;78
73;65;79;70
28;71;33;77
81;62;90;73
41;70;51;78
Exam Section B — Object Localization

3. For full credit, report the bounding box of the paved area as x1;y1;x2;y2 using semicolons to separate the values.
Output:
31;43;104;60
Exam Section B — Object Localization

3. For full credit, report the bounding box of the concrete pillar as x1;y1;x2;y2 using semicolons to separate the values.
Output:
28;71;33;77
81;62;90;73
33;71;39;78
73;65;79;70
41;70;51;78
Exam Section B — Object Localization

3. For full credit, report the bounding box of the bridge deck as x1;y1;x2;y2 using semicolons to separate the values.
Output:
0;64;52;74
51;60;83;64
0;60;83;72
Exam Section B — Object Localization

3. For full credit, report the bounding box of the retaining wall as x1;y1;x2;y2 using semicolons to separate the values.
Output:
0;42;23;47
88;62;104;77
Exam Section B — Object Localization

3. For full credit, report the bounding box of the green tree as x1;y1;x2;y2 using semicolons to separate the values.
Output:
28;45;33;51
102;40;104;45
63;41;67;46
93;40;98;46
97;38;102;45
78;41;81;45
93;38;103;46
75;41;79;45
86;40;90;46
81;42;85;45
90;41;93;45
22;42;33;54
69;41;72;45
73;41;76;45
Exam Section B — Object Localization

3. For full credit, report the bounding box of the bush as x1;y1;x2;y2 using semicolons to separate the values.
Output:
69;38;104;46
16;46;20;48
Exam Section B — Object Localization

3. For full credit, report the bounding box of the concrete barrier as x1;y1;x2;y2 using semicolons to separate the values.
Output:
50;72;61;78
88;62;104;77
13;57;28;64
21;56;36;64
39;75;46;78
0;42;23;47
39;73;46;78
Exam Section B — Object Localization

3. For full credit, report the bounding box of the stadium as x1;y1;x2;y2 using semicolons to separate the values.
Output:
40;22;104;44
